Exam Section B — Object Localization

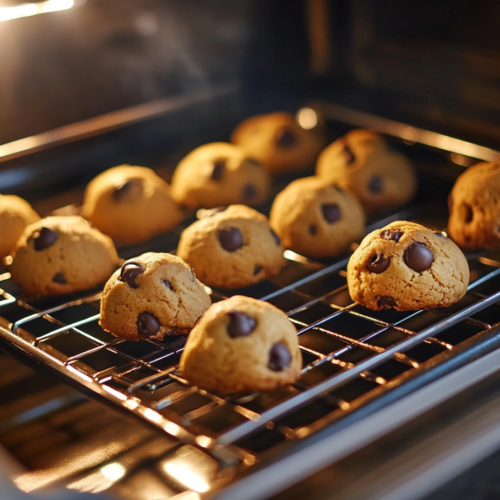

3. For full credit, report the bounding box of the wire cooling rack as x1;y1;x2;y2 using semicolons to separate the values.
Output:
1;200;500;466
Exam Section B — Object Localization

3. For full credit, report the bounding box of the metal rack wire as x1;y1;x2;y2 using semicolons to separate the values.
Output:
1;201;500;467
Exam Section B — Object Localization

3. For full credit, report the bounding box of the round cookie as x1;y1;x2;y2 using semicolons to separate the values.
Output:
177;205;284;289
100;252;211;341
0;194;39;260
82;165;183;245
347;221;469;311
10;216;119;295
171;142;271;209
316;130;417;211
270;177;365;259
448;161;500;248
231;112;326;174
180;295;302;392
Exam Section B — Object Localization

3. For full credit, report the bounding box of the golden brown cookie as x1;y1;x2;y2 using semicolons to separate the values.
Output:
180;295;302;392
448;161;500;248
10;216;119;295
316;130;417;211
347;221;469;311
171;142;271;209
82;165;183;245
231;112;326;174
100;252;211;341
270;176;365;258
0;194;39;260
177;205;284;289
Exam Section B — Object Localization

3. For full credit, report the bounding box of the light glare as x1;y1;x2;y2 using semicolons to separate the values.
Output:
0;0;74;22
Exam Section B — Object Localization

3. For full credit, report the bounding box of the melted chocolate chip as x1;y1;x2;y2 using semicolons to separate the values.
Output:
276;129;297;148
137;312;160;337
321;203;341;224
463;204;473;223
343;143;355;164
270;228;281;246
242;184;258;201
246;158;261;166
369;175;383;193
33;227;57;251
269;342;292;371
227;311;256;338
253;265;262;276
113;181;133;201
403;242;434;272
366;253;390;273
52;273;67;284
218;227;243;252
211;159;225;181
378;296;397;308
120;261;144;289
163;280;173;290
309;224;317;235
381;229;404;242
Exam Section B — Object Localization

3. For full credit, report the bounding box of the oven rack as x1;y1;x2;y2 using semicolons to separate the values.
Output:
1;202;500;467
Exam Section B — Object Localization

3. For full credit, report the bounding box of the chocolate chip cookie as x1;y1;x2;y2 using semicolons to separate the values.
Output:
0;194;40;260
316;130;417;211
9;216;119;295
177;205;284;289
171;142;271;209
82;165;183;245
180;295;302;392
231;112;326;174
448;161;500;248
270;176;365;258
100;252;211;340
347;221;469;311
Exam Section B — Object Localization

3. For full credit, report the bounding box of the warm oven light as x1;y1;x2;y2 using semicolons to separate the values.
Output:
0;0;75;22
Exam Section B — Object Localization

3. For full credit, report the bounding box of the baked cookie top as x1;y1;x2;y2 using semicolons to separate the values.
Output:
270;176;365;258
180;295;302;392
232;112;326;173
82;165;183;245
316;130;416;211
9;216;119;295
171;142;271;209
100;252;211;341
0;194;40;259
347;221;469;311
177;205;284;289
448;161;500;248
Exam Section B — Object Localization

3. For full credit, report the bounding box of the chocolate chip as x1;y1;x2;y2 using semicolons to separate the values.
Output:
403;242;434;272
276;129;297;148
242;184;258;201
343;143;355;164
33;227;57;251
253;265;262;276
321;203;341;224
137;312;160;337
113;181;133;201
52;273;67;284
369;175;383;193
332;185;344;194
269;342;292;371
381;229;404;242
227;311;256;338
120;261;144;289
163;280;173;290
366;253;390;273
463;204;473;223
211;159;225;181
434;231;447;238
378;296;397;308
309;224;317;235
191;269;195;282
270;228;281;246
218;227;243;252
246;158;261;166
